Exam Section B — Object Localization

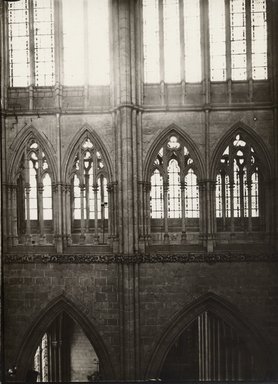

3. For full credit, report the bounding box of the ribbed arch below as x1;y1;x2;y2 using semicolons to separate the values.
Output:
14;296;114;381
145;293;272;381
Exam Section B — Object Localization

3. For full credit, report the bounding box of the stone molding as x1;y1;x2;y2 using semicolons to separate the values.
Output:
4;252;278;264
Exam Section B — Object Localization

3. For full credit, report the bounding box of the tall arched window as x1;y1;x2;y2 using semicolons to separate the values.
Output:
68;137;109;245
15;138;53;244
149;134;199;244
215;133;262;232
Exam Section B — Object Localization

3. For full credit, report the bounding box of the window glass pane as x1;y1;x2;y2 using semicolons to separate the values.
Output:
43;173;52;220
251;0;267;79
28;161;38;220
63;0;85;85
163;0;180;83
8;0;30;87
185;169;199;218
143;0;160;83
209;0;226;81
34;0;55;86
230;0;247;80
167;159;181;218
184;0;201;82
88;0;110;85
151;170;164;218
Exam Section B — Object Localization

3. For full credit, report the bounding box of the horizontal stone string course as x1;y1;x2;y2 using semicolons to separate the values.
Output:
4;252;278;264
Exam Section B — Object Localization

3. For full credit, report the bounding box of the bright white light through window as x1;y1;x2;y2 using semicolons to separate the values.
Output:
251;0;267;79
167;159;181;218
63;0;85;85
150;170;164;218
143;0;160;83
8;0;30;87
163;0;180;83
209;0;226;81
184;0;201;82
230;0;247;80
88;0;110;85
34;0;55;86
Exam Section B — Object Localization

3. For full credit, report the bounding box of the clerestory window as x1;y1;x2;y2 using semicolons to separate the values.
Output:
209;0;268;81
142;0;268;83
8;0;110;87
8;0;54;87
142;0;201;83
215;133;262;232
62;0;110;86
150;135;199;242
16;139;53;242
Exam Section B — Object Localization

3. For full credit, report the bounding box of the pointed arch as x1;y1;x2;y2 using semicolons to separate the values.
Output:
210;122;272;180
145;292;273;379
63;124;113;183
14;295;115;380
8;125;57;183
144;124;205;181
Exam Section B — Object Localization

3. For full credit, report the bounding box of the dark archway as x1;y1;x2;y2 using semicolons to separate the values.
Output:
14;295;115;381
145;293;274;381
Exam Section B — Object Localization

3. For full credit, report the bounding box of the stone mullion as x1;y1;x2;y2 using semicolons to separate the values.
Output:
100;176;106;244
92;184;99;244
7;184;13;247
37;182;45;242
163;179;169;243
37;149;45;241
180;180;186;242
132;109;139;252
198;181;205;247
112;181;119;251
85;173;90;232
239;170;245;228
11;184;18;246
107;183;113;244
210;181;216;247
221;173;226;230
137;110;145;251
143;182;151;244
229;181;235;233
247;171;252;232
61;184;67;247
66;184;72;245
24;151;31;243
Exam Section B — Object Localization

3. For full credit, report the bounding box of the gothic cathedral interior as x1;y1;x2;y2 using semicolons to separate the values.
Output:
1;0;278;382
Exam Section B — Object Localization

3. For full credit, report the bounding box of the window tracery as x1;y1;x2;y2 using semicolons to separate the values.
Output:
68;137;109;244
149;134;199;243
15;138;53;244
216;133;261;232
